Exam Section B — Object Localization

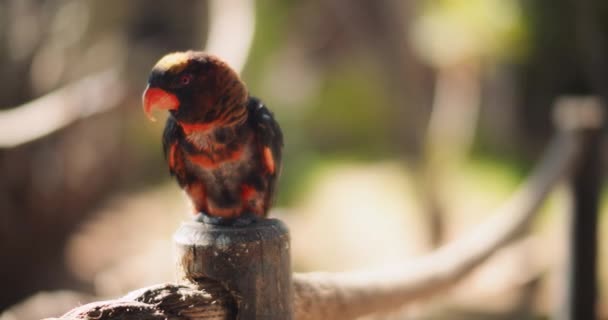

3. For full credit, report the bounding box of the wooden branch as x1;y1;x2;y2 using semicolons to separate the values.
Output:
0;68;126;148
50;113;586;320
51;283;233;320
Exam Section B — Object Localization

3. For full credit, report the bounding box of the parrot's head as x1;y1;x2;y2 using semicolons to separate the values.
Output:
143;51;248;128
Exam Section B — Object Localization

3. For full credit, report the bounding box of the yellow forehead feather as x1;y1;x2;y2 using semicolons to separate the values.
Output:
154;52;191;73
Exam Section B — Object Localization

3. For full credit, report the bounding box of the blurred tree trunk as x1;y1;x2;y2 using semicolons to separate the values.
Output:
321;0;439;246
0;0;207;310
422;61;481;247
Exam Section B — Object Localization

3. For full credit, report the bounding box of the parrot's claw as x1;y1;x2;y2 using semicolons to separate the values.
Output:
196;213;225;225
232;212;260;227
196;211;260;227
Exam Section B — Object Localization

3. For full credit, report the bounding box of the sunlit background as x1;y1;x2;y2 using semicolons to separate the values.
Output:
0;0;607;319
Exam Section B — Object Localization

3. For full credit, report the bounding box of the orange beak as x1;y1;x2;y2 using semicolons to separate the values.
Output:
142;86;179;121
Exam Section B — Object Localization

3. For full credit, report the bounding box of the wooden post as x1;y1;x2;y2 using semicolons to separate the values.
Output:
174;218;293;320
554;96;604;320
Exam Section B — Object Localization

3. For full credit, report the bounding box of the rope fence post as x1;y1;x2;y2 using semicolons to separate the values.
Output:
554;96;605;320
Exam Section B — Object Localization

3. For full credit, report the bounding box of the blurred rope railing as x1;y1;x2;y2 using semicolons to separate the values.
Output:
49;100;602;320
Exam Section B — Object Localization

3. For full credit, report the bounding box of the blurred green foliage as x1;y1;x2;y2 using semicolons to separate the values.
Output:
412;0;528;66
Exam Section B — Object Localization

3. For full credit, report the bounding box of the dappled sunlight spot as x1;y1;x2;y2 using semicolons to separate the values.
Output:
411;0;525;66
289;162;426;272
439;159;526;236
65;182;187;284
93;240;176;297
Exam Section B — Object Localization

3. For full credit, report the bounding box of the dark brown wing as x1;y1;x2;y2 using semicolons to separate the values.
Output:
162;116;190;187
247;97;283;211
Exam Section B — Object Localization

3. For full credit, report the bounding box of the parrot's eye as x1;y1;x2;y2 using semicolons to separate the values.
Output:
178;74;193;86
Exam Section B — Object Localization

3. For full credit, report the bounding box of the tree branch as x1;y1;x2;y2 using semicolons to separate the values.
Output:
52;283;234;320
0;69;126;148
0;0;255;149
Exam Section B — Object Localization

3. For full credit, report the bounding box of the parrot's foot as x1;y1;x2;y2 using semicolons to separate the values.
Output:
196;213;227;225
232;212;261;227
196;211;261;227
